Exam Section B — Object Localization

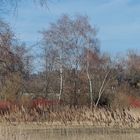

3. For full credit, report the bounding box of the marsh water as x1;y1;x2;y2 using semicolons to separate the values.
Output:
1;127;140;140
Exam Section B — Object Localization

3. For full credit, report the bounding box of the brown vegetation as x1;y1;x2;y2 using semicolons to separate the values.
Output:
0;15;139;127
0;104;140;129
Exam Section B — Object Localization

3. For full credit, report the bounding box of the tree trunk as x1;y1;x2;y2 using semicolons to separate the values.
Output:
95;71;110;108
86;61;93;109
45;48;48;98
59;64;63;101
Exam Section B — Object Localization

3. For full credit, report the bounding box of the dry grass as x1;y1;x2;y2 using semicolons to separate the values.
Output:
0;106;140;129
0;107;140;140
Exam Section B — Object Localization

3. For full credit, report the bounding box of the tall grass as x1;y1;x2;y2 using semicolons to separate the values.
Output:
0;106;140;129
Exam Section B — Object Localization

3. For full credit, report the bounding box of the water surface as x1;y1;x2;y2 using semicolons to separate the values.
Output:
1;127;140;140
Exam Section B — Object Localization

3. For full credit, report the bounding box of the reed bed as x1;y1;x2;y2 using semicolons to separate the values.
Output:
0;107;140;140
0;106;140;129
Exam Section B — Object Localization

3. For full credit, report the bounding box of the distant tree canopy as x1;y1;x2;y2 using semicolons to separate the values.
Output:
40;15;116;107
0;19;32;100
0;0;140;108
39;15;140;107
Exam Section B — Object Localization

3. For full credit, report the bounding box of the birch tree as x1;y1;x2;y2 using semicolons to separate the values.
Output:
41;15;98;105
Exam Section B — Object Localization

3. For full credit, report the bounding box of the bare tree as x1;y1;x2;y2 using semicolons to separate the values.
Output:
41;15;98;105
0;0;47;7
95;70;110;108
0;19;32;100
0;0;48;14
83;48;100;108
126;50;140;88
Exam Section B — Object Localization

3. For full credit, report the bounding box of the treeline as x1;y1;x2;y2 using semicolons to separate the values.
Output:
0;15;140;108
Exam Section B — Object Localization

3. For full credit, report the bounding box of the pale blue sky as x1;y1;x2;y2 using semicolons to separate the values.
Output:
3;0;140;55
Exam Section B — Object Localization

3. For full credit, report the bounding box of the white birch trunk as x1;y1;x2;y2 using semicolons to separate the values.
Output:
86;61;93;109
95;71;110;108
58;51;63;101
59;64;63;101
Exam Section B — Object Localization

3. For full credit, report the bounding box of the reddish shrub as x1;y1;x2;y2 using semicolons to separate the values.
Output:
128;96;140;108
0;100;12;114
29;98;62;113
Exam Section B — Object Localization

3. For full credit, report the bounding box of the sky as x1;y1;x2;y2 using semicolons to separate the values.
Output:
2;0;140;56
